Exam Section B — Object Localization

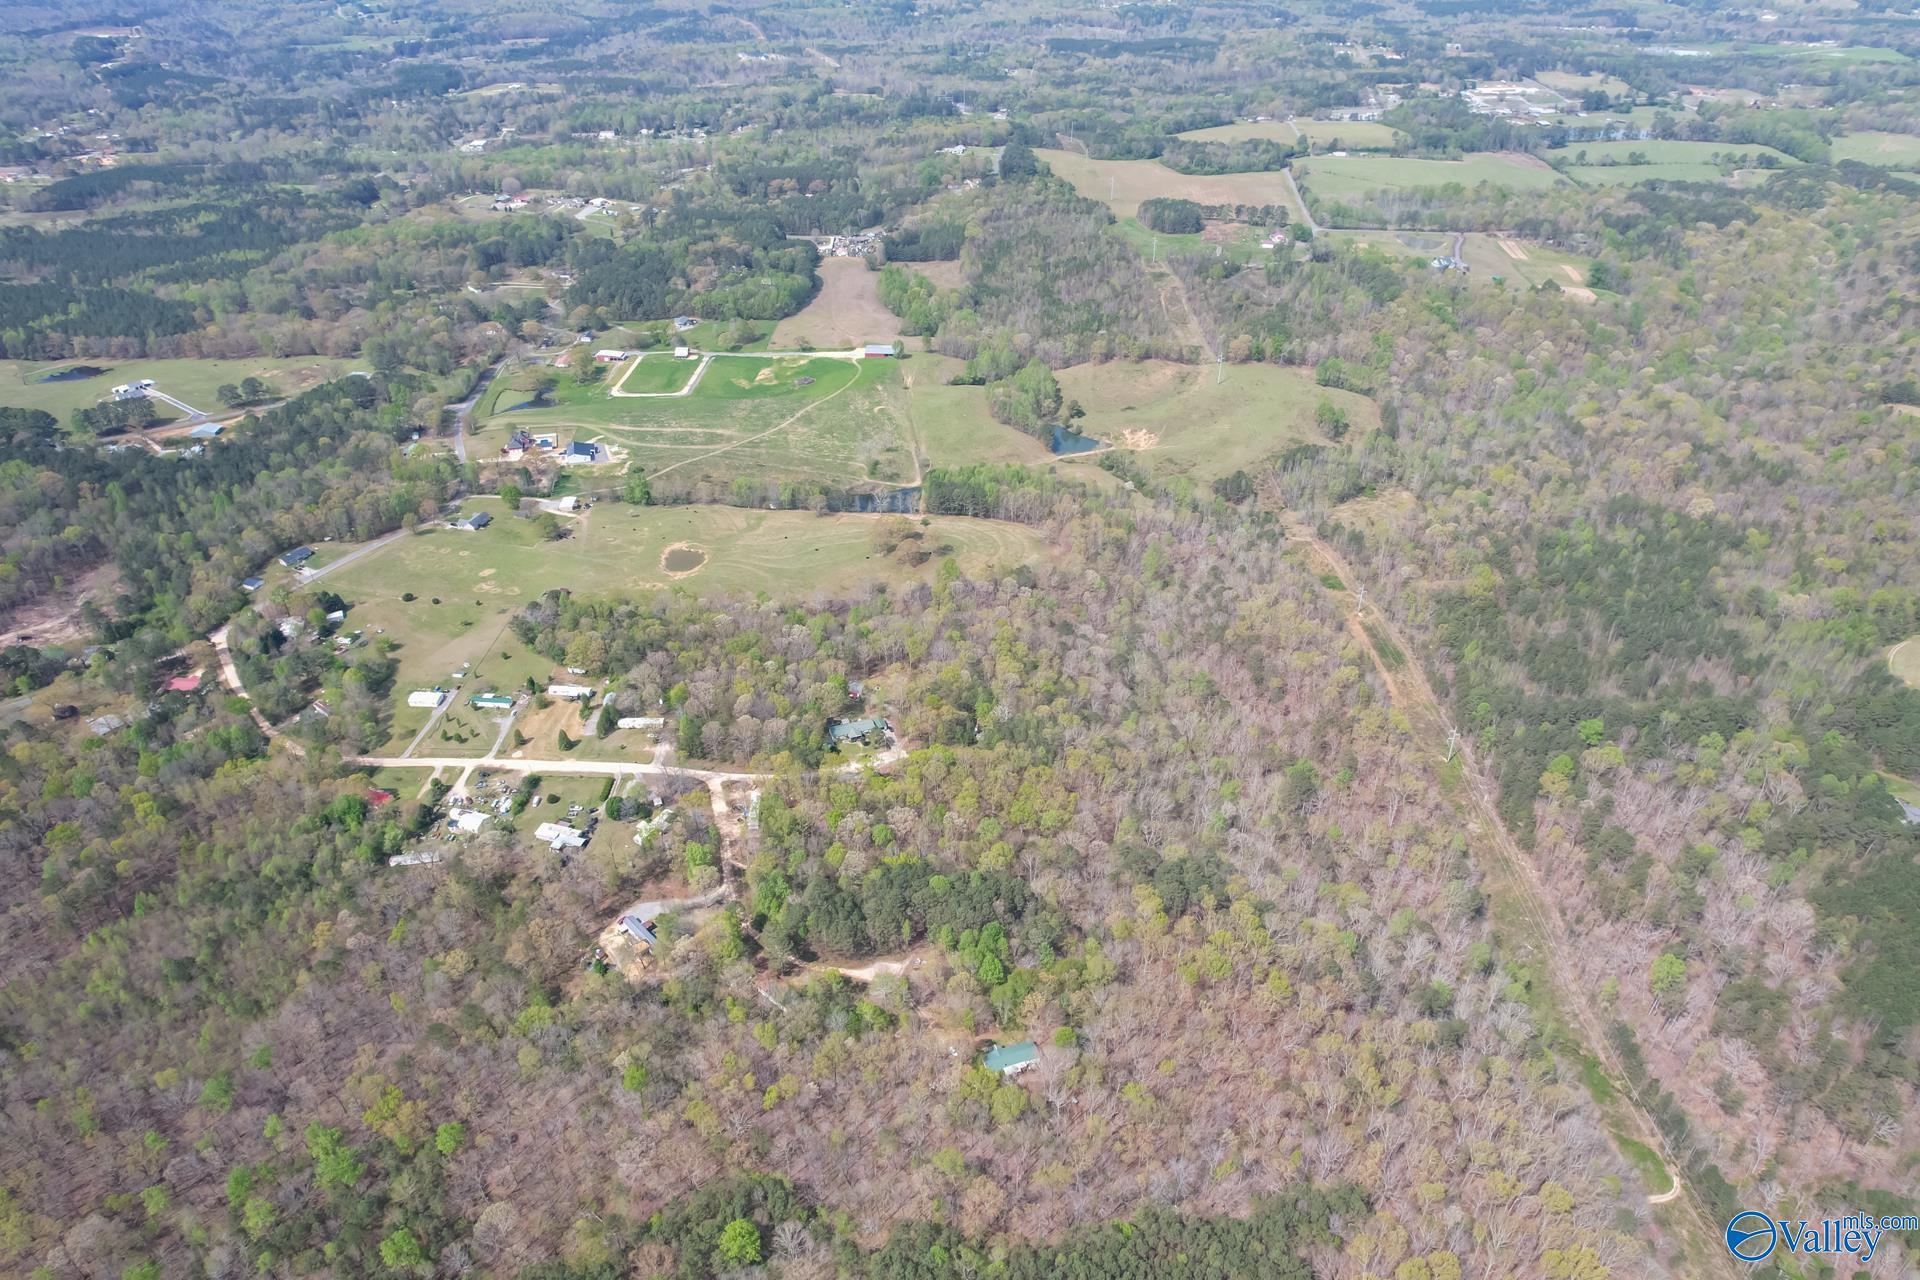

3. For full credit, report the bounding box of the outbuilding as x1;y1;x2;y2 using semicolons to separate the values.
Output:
546;683;593;700
407;689;447;709
458;511;493;531
862;343;896;358
471;693;514;710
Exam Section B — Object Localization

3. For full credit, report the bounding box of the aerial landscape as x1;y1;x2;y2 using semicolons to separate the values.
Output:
1;0;1918;1277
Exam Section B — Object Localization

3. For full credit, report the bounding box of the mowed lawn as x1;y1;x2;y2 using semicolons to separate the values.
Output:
0;356;356;420
612;353;700;394
1037;148;1305;222
1832;131;1920;166
1295;153;1567;202
320;498;1053;699
1055;360;1375;482
1551;139;1800;185
768;257;905;349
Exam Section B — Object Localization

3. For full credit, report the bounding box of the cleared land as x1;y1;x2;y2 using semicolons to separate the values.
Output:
769;257;905;349
611;354;701;395
1037;148;1305;222
1551;139;1801;185
0;356;355;421
1053;360;1375;482
1292;120;1406;151
1832;131;1920;166
473;355;917;490
1294;153;1567;202
1535;70;1634;98
904;355;1057;469
1892;636;1920;691
319;499;1053;704
1175;120;1298;144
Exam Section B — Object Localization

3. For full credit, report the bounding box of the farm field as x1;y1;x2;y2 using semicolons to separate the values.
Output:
0;356;356;420
1832;131;1920;166
1036;148;1305;222
768;256;905;349
904;355;1058;469
1294;152;1566;202
318;499;1053;703
1174;120;1298;145
1457;234;1595;291
1292;119;1406;151
611;354;700;395
1550;139;1800;184
1054;360;1374;483
472;354;918;491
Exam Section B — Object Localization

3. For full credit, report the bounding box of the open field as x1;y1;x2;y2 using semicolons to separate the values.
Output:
769;257;904;349
1037;148;1304;221
1293;120;1406;151
1175;120;1297;145
316;499;1053;701
611;354;701;395
1832;131;1920;166
0;356;356;420
1551;139;1800;185
1535;70;1634;98
1295;153;1567;202
1053;360;1375;482
475;355;918;491
1458;234;1594;289
908;260;968;290
904;355;1059;469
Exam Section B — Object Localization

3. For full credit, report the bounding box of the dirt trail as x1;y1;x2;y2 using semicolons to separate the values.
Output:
1283;519;1736;1276
210;624;307;756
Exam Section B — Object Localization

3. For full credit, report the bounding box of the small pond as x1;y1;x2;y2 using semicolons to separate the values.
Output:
1050;425;1102;455
662;546;707;574
41;364;108;383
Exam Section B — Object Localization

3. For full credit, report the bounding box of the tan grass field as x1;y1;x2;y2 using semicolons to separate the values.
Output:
770;257;906;349
1892;636;1920;690
1037;149;1305;222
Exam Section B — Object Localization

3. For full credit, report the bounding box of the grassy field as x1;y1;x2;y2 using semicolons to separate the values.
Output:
768;257;905;349
318;499;1053;712
1037;148;1305;222
1175;120;1298;145
1294;153;1566;201
1053;360;1374;483
0;356;356;421
1551;139;1800;185
472;354;918;490
1293;120;1405;151
1458;234;1594;291
903;355;1057;469
1535;70;1634;98
611;354;700;395
1832;131;1920;166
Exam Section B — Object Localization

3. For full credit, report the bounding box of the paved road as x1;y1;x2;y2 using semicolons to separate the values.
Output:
1281;168;1317;236
448;358;507;463
301;530;408;584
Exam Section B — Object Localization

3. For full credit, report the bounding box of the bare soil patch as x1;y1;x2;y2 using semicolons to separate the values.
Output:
1118;428;1160;450
1492;150;1555;171
770;257;905;349
1498;238;1530;261
0;562;118;649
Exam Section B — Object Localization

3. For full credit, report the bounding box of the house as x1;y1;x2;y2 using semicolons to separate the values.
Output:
619;915;657;951
447;809;488;834
162;672;203;694
535;821;588;850
110;379;154;400
985;1041;1039;1075
458;511;492;531
562;440;603;464
471;693;515;710
507;429;533;451
546;683;594;700
188;423;223;439
673;315;698;331
365;788;396;807
241;577;263;592
862;343;896;358
279;546;315;569
407;688;447;709
389;850;445;867
593;349;630;363
827;715;889;746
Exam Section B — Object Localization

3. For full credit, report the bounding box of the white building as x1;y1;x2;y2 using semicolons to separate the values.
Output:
447;809;488;834
534;821;587;850
407;689;447;709
616;715;666;730
546;683;593;700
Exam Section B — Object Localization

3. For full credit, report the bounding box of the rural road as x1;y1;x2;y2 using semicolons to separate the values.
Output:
1282;519;1735;1273
1280;168;1317;235
448;357;507;462
209;624;307;756
301;530;408;584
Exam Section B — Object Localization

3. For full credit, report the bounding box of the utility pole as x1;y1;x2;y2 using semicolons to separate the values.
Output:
1151;234;1158;263
1445;725;1461;762
1215;355;1224;386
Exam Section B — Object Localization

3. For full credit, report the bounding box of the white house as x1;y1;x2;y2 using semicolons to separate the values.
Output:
407;689;447;709
616;715;666;730
447;809;487;834
534;821;587;850
546;683;594;700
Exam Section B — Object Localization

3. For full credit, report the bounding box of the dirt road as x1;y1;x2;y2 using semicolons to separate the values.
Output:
1283;519;1736;1275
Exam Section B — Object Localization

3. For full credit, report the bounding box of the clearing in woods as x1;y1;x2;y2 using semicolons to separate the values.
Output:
769;257;905;349
1036;148;1306;223
1548;139;1802;185
1832;130;1920;166
0;356;355;420
1891;635;1920;690
316;498;1053;709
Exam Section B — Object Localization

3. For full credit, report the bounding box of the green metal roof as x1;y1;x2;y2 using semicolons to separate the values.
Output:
828;715;888;743
984;1041;1039;1072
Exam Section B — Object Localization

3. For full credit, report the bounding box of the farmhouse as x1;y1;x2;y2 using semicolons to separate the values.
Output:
546;683;594;700
471;693;515;710
457;511;493;531
862;343;896;358
673;315;698;331
562;440;604;464
985;1041;1039;1075
279;546;315;569
534;821;588;850
407;688;448;709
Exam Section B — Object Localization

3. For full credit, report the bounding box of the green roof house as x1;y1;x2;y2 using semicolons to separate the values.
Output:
984;1041;1039;1075
471;693;514;710
827;715;889;746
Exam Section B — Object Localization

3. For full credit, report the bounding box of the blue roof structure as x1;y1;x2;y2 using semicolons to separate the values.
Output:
984;1041;1039;1073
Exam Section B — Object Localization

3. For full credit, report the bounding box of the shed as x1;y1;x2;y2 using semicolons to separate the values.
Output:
188;422;223;439
241;577;264;592
674;343;691;359
985;1041;1039;1075
862;343;896;358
